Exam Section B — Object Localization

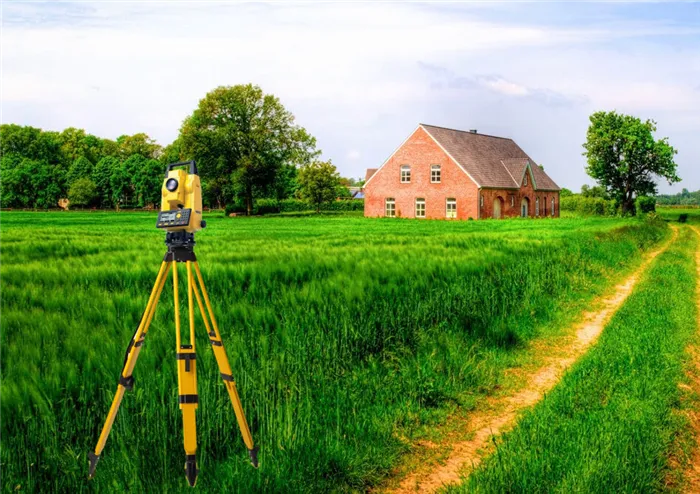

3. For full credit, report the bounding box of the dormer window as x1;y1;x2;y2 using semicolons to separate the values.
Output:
401;165;411;183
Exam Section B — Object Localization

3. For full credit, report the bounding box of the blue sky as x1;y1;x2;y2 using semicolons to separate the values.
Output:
2;1;699;193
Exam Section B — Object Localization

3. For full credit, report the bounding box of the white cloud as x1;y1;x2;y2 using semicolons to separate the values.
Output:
2;2;699;192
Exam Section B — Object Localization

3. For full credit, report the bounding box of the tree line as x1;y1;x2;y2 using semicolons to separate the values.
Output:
0;84;359;212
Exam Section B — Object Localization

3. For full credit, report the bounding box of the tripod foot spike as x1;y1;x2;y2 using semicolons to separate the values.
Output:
248;446;259;468
88;452;100;479
185;455;198;487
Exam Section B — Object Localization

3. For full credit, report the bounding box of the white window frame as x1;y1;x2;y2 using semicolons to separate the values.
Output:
535;197;540;216
431;165;441;183
551;197;555;216
523;172;528;186
446;198;457;219
415;198;426;218
511;195;514;207
385;198;396;217
480;194;484;208
400;165;411;183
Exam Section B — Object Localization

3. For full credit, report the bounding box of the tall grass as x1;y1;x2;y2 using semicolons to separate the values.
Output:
458;226;697;493
0;213;665;492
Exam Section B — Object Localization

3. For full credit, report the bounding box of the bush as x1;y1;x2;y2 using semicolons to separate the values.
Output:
635;196;656;215
224;198;364;216
560;195;618;217
679;214;688;223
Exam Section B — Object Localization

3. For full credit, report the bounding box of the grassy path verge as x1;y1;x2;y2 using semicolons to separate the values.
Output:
390;227;678;493
449;225;697;493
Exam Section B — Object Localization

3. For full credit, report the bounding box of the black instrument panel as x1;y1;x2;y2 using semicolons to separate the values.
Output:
157;209;191;228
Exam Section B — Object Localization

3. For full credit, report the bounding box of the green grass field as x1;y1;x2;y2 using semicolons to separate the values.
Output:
0;212;674;492
456;223;699;493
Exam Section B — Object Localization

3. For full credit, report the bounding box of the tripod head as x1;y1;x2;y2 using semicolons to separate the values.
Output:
157;161;206;234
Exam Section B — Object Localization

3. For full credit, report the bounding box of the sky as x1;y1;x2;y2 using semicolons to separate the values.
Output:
2;1;699;193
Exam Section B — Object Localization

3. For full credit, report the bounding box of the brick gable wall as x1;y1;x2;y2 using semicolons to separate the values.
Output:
364;127;479;220
479;168;560;219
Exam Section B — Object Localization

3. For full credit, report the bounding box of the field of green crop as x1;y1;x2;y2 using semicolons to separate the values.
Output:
0;212;669;492
458;221;699;493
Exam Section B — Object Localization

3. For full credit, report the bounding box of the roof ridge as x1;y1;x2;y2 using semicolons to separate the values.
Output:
419;123;513;141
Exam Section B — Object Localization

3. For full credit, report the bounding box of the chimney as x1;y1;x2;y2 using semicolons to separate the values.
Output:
469;129;477;134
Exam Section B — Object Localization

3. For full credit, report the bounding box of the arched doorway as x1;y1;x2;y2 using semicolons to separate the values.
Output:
521;197;529;217
493;197;504;219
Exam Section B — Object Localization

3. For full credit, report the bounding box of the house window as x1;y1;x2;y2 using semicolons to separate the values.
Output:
544;196;547;216
401;165;411;183
446;198;457;218
431;165;441;183
385;198;396;217
535;197;540;216
523;173;528;187
415;198;425;218
480;194;484;208
551;197;555;216
511;195;514;207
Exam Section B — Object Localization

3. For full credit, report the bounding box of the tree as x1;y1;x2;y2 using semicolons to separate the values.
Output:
297;160;340;212
580;184;608;199
93;157;121;208
117;133;162;159
133;158;164;207
583;111;679;214
559;187;573;197
0;157;63;208
66;156;94;186
180;84;319;214
110;162;130;210
68;178;97;208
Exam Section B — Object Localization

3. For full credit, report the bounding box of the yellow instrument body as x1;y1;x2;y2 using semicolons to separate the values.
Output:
160;168;203;233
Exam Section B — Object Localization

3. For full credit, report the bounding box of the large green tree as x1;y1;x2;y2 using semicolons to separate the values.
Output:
583;111;679;214
180;84;319;213
93;157;121;208
66;156;94;186
117;133;162;160
297;160;340;212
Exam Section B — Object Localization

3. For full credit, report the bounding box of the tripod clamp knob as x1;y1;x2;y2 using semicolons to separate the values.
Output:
119;375;135;391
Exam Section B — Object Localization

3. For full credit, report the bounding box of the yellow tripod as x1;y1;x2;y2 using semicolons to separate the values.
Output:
88;234;257;487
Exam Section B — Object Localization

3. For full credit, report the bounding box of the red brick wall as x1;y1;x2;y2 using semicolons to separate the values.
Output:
479;168;560;219
364;127;479;220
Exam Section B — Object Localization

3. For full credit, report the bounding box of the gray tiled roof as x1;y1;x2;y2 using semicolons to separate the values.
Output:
421;124;560;191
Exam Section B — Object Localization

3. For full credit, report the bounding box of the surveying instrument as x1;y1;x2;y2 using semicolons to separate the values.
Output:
88;161;258;487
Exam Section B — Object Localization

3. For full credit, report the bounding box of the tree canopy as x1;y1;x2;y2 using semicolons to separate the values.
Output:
297;160;341;212
582;111;679;214
180;84;319;213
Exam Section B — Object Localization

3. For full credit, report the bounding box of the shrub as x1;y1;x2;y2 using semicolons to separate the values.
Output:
224;201;247;216
679;214;688;223
635;196;656;215
560;195;618;217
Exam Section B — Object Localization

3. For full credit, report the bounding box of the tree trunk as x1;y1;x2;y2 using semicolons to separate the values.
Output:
246;186;252;216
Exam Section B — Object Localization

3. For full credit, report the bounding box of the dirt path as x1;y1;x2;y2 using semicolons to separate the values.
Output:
682;225;700;492
389;227;678;494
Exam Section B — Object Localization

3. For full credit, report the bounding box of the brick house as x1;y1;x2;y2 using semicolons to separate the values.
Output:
363;124;560;220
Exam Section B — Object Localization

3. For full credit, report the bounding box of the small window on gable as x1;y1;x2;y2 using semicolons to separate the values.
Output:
401;165;411;183
385;198;396;217
415;198;425;218
446;198;457;219
523;172;528;187
431;165;441;183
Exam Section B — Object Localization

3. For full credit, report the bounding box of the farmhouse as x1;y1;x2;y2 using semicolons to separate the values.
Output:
364;124;560;220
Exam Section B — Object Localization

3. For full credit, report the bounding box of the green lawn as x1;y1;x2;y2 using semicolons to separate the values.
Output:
0;212;667;492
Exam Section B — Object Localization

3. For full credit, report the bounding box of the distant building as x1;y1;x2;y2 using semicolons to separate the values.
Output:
364;124;560;220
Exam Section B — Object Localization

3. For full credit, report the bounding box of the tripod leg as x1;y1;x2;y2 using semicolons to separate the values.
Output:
89;260;171;478
192;261;258;467
175;261;199;487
